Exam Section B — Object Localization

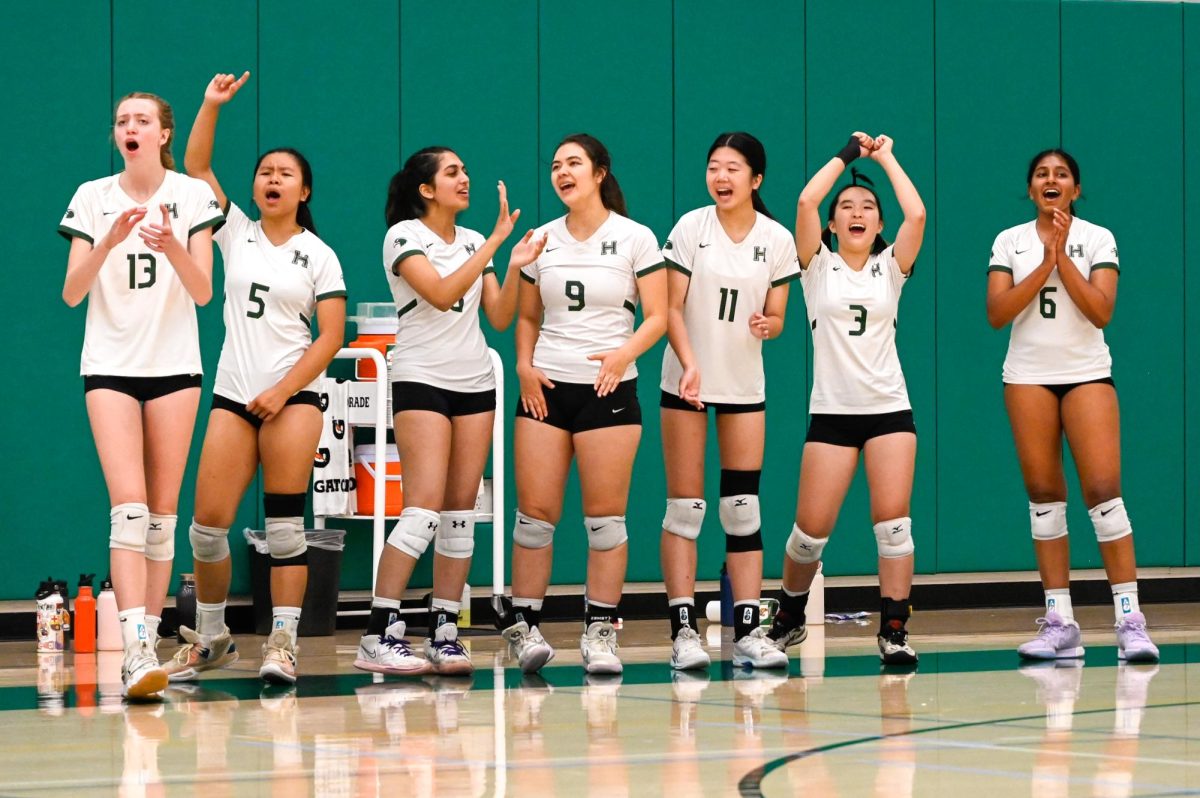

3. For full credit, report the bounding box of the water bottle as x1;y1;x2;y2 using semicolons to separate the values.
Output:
719;562;733;626
459;582;471;628
175;573;197;642
74;574;97;654
35;579;66;652
53;578;71;640
96;577;122;651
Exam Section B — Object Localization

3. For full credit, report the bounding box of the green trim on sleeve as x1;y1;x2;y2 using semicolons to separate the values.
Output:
1091;262;1120;273
396;298;419;318
770;271;801;287
316;290;347;301
623;300;637;314
987;265;1013;274
57;224;93;245
483;265;496;276
664;257;691;277
636;260;666;277
299;313;310;325
188;215;224;237
390;249;425;275
519;270;537;284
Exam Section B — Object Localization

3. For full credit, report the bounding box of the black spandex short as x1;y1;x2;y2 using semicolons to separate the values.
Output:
84;374;202;402
1005;377;1116;400
392;381;496;418
806;410;916;449
212;391;322;429
659;390;765;415
516;379;641;433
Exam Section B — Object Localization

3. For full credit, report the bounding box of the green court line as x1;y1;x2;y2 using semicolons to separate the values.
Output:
3;642;1195;713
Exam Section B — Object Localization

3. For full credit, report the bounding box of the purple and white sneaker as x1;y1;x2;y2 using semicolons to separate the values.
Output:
1017;611;1085;660
1115;612;1159;663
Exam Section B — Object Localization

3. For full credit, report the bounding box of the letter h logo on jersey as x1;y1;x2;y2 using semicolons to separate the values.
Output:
293;250;310;269
601;240;617;256
753;246;767;263
871;262;882;277
164;202;179;219
464;243;477;255
1067;244;1084;258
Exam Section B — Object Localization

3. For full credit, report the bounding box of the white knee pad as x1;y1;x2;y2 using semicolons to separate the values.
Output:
785;524;827;564
663;498;706;540
718;494;761;538
1089;498;1132;543
189;520;231;563
145;513;176;562
513;511;555;549
109;503;150;553
386;507;440;558
266;516;307;562
585;515;628;551
1030;501;1069;541
435;510;476;559
873;516;914;559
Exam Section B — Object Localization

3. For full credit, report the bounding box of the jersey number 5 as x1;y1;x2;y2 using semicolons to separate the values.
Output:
565;280;586;311
127;254;156;290
247;282;270;319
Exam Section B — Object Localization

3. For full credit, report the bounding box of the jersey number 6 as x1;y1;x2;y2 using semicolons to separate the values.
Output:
127;253;156;290
1039;287;1057;319
247;282;270;319
566;280;586;311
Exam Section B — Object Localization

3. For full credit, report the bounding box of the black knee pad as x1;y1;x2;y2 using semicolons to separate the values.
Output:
720;469;763;552
264;492;307;518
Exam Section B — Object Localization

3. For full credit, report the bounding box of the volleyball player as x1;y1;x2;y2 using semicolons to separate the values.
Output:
60;91;222;699
353;147;544;676
765;132;926;666
502;134;667;675
659;132;797;671
986;149;1158;663
162;72;347;685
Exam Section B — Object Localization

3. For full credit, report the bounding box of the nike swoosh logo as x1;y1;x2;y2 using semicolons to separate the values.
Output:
590;526;603;532
611;407;625;414
1015;248;1030;254
545;247;560;252
247;238;257;243
1035;511;1051;517
698;243;710;248
1100;506;1116;516
126;514;144;520
366;649;377;659
103;210;117;216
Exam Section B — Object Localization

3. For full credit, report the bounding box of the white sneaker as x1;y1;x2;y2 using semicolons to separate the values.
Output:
355;621;431;676
424;623;474;676
732;627;789;669
581;621;623;675
259;630;298;685
502;621;555;674
670;626;711;671
122;642;168;700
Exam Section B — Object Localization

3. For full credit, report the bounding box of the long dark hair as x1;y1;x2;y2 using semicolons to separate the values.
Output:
707;131;772;219
254;147;317;234
385;146;454;227
1027;148;1080;214
556;133;627;216
822;168;888;255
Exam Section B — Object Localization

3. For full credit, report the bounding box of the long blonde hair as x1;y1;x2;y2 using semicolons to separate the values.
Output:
114;92;175;169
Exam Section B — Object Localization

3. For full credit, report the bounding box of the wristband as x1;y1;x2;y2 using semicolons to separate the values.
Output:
835;136;861;166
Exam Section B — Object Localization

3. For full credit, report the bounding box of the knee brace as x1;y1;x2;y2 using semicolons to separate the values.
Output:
719;469;762;552
435;510;476;559
585;515;628;551
189;520;231;562
513;510;555;549
1030;501;1069;541
386;507;440;558
264;492;307;565
1089;498;1132;543
663;498;706;541
145;513;176;562
109;502;150;553
873;516;914;559
785;524;827;564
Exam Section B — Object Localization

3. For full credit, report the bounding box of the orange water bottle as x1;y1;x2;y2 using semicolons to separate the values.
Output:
74;574;96;654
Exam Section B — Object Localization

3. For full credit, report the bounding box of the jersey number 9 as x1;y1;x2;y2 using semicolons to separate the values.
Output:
565;280;586;311
247;283;270;319
127;254;156;290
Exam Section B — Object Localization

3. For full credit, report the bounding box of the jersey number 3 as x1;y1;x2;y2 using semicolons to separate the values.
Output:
127;254;156;290
247;282;270;319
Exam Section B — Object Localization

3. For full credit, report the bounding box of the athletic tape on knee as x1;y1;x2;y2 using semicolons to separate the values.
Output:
266;516;307;564
513;510;555;549
145;513;176;562
585;515;628;551
386;507;440;558
1089;498;1132;543
435;510;476;559
873;516;914;559
189;520;230;562
663;498;705;540
109;503;150;553
785;524;827;564
1029;501;1069;541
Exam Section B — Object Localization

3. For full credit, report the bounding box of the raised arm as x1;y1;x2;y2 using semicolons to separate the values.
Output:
869;135;925;274
184;71;250;210
796;132;874;268
482;228;548;331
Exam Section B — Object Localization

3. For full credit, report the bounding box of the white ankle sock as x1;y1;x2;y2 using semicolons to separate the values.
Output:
272;606;302;647
1044;589;1074;622
1111;581;1140;623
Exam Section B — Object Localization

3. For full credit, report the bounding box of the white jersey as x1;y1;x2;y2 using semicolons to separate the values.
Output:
660;206;799;403
58;171;224;376
521;212;663;383
989;217;1119;383
384;219;496;392
801;242;911;414
212;203;346;404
